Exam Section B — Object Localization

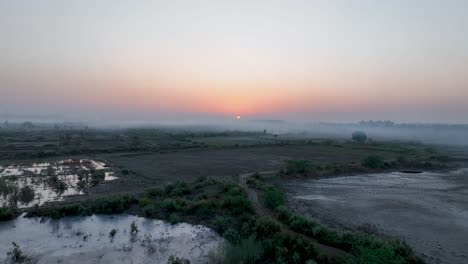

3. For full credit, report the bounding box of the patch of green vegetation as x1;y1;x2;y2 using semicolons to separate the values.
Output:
26;195;138;219
261;186;285;209
130;221;139;234
362;155;385;169
352;131;368;143
223;236;263;264
0;207;17;221
167;255;190;264
283;160;316;175
18;186;35;203
109;228;118;238
90;170;105;186
48;175;68;194
0;178;17;197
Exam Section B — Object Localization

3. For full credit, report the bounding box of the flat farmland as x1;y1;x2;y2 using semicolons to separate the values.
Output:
103;144;404;184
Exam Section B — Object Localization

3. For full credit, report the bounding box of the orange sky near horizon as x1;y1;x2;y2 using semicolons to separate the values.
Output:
1;1;468;122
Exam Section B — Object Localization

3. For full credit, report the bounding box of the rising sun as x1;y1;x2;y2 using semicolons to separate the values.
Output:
236;115;241;120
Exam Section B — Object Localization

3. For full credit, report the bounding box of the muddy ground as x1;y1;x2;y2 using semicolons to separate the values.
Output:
285;168;468;264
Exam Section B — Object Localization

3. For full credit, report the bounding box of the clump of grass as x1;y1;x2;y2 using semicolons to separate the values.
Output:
18;186;35;203
362;155;385;169
109;228;118;238
130;221;139;234
167;255;190;264
0;207;17;221
223;237;262;264
48;175;68;194
261;186;285;209
0;179;17;197
7;242;27;263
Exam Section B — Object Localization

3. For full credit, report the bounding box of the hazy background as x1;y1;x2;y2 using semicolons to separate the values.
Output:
1;0;467;124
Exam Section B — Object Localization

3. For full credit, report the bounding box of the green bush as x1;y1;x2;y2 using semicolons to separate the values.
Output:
222;196;254;215
352;131;367;143
284;160;314;175
262;187;285;209
214;216;230;234
275;205;292;222
223;228;241;243
223;237;262;264
362;155;385;169
138;197;153;207
0;207;17;221
144;188;163;198
161;198;178;212
255;217;281;239
18;186;35;203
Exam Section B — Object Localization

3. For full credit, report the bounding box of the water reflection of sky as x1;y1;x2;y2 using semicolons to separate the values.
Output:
0;159;117;208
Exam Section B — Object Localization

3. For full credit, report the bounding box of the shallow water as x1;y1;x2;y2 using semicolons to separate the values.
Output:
0;214;222;264
286;169;468;264
0;159;117;208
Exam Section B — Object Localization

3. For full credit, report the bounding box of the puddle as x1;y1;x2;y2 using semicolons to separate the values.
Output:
0;159;118;208
0;214;222;264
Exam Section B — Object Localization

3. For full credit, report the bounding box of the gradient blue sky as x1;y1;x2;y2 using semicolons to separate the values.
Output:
1;0;467;123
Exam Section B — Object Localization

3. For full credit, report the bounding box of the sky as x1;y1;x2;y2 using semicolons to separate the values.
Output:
1;0;467;124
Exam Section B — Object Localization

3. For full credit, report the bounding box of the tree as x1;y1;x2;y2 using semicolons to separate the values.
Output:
352;131;367;143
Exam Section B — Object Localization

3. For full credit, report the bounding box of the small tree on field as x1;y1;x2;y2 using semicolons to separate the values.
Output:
352;131;367;143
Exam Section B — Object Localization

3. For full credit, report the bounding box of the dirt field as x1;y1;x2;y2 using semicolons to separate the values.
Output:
101;144;403;185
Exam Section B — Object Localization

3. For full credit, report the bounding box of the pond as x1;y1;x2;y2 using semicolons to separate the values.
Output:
0;159;117;208
0;214;222;264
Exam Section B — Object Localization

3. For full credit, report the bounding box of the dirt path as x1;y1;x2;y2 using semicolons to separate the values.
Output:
238;171;352;263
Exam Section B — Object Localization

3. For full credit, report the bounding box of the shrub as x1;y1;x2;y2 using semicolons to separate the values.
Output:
192;199;215;216
161;198;178;212
0;179;16;196
138;197;153;207
144;188;163;198
171;182;192;196
169;213;181;224
92;195;137;214
284;160;314;175
222;196;254;215
255;217;281;239
167;255;190;264
214;216;229;233
18;186;35;203
0;207;17;221
223;237;262;264
130;221;138;234
262;187;285;209
362;155;385;169
90;171;105;186
223;228;241;243
352;131;368;143
275;205;292;222
109;229;118;238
